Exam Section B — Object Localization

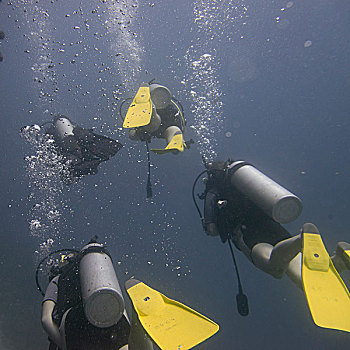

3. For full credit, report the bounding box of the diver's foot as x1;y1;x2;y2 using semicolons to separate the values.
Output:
301;222;320;234
332;242;350;272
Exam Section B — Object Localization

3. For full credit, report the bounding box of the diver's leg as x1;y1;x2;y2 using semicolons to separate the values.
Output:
41;300;64;350
231;221;304;287
285;253;302;289
164;126;182;145
232;227;253;263
251;234;302;280
163;126;183;154
128;309;153;350
269;234;302;277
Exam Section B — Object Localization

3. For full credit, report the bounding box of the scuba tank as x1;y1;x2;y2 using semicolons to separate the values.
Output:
51;115;75;139
141;84;171;133
149;84;172;109
229;161;302;224
79;243;125;328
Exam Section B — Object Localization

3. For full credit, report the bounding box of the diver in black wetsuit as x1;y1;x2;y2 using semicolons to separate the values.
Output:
192;159;305;292
196;160;350;288
22;115;122;183
45;115;122;180
120;83;193;197
122;83;193;154
128;89;184;144
193;159;350;329
203;160;301;280
39;238;220;349
41;240;153;350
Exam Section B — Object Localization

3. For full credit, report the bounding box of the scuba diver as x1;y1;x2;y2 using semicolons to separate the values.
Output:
120;81;192;154
193;159;350;332
21;115;122;183
119;81;193;198
38;239;219;350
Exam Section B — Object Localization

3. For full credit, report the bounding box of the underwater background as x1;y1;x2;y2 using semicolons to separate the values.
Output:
0;0;350;349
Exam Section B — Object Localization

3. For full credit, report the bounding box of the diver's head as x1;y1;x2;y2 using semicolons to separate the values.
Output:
205;160;227;171
48;251;79;281
61;252;78;265
206;161;228;184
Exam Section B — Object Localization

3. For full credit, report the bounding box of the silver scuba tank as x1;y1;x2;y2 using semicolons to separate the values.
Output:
149;84;172;109
52;116;74;139
229;161;303;224
79;243;125;328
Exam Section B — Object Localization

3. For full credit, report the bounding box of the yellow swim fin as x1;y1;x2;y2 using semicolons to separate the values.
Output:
123;86;152;128
151;134;184;154
125;279;219;350
302;228;350;332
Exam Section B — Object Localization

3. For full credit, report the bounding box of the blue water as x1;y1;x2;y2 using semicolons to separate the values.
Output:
0;0;350;349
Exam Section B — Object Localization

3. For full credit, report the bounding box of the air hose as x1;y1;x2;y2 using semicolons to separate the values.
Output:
192;170;249;316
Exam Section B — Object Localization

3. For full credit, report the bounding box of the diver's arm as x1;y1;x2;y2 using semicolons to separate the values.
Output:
42;276;64;349
127;308;153;350
42;300;64;349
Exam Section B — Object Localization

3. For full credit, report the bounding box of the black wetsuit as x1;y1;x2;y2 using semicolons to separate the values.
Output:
203;162;291;250
46;125;122;181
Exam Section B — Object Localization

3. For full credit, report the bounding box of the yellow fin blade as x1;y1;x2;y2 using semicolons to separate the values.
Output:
151;134;184;155
126;280;219;350
302;233;350;332
123;86;152;128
